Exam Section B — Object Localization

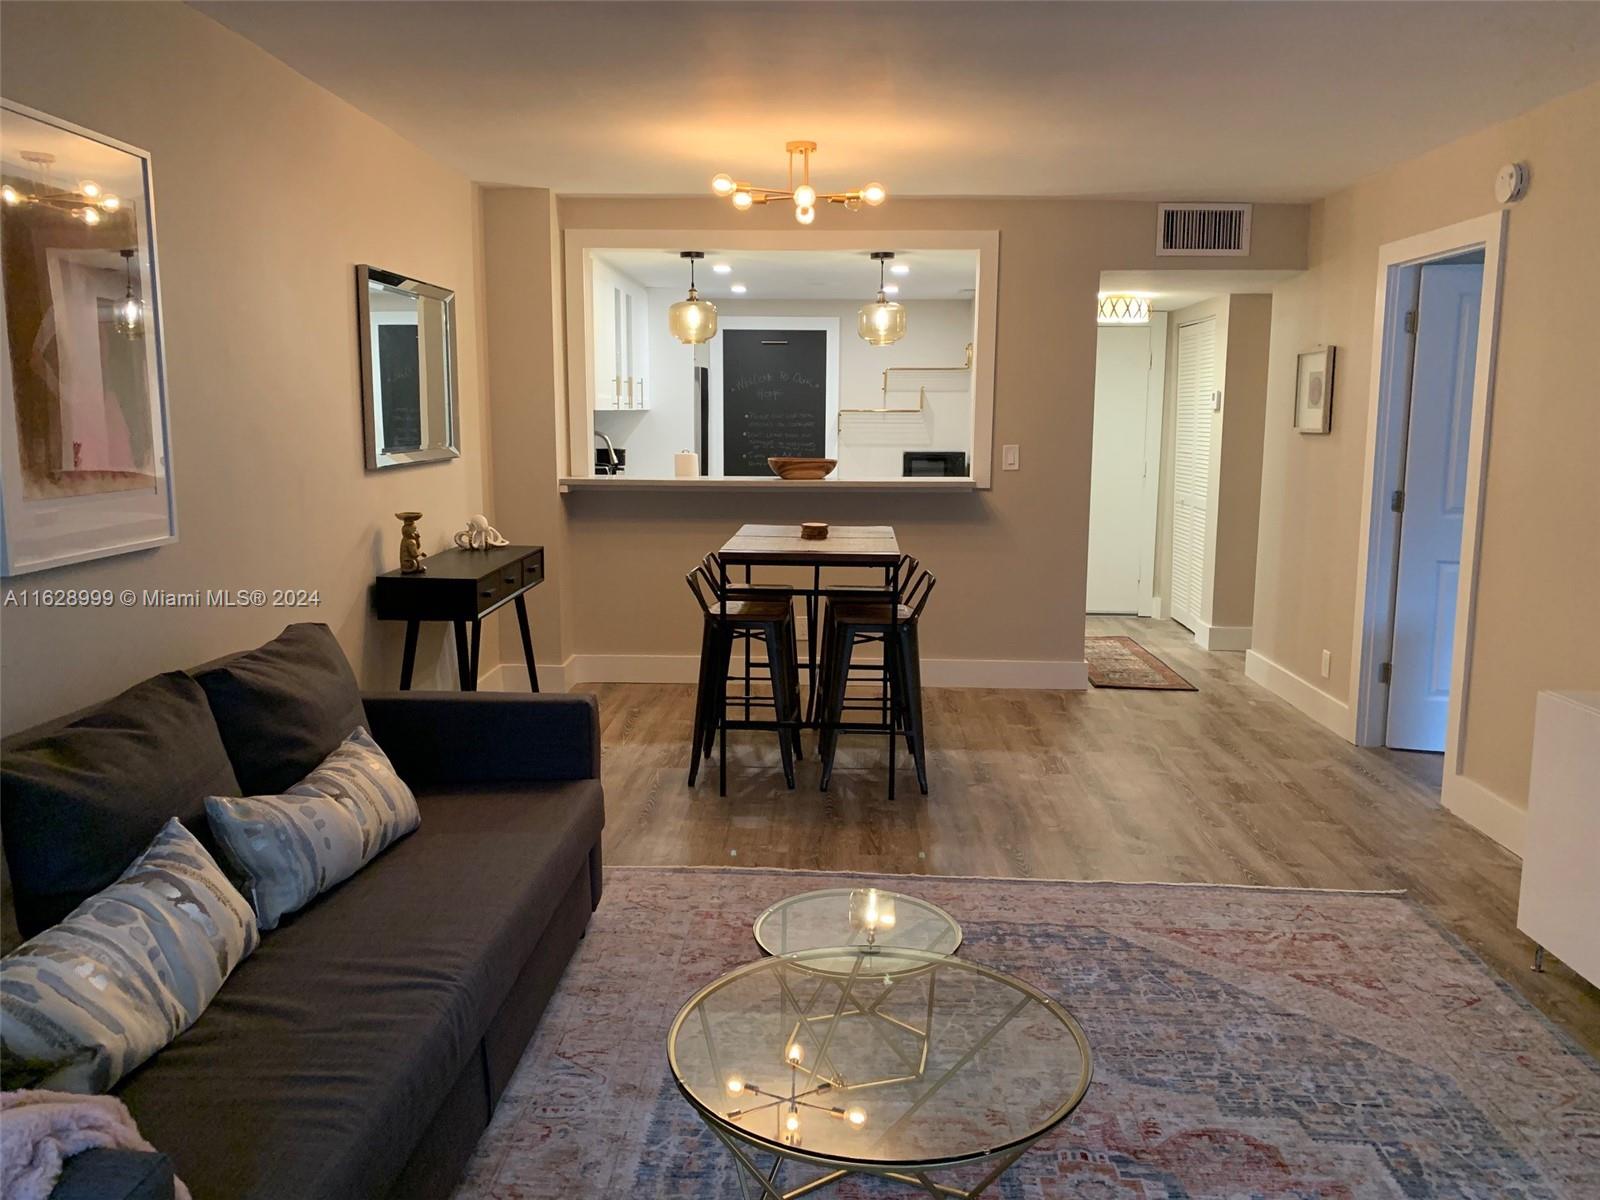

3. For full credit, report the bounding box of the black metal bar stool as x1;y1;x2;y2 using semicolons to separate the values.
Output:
686;564;803;793
811;555;920;724
816;569;936;795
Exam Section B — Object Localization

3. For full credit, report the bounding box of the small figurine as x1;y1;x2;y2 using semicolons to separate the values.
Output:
452;513;509;551
395;512;427;574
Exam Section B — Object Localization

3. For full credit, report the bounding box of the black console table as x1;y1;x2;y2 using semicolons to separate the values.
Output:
373;544;543;691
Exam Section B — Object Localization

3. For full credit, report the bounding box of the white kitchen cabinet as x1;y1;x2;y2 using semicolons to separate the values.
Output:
590;263;650;411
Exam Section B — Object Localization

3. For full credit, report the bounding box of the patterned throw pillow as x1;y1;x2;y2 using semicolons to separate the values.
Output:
204;727;419;930
0;819;259;1093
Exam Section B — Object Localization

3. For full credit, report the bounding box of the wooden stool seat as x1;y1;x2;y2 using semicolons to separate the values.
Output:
709;597;795;622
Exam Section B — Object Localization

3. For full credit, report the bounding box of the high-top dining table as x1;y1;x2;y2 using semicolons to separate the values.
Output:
713;524;908;797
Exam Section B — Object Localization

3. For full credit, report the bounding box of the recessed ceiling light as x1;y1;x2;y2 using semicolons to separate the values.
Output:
889;263;910;276
730;283;747;294
712;263;732;274
883;284;899;295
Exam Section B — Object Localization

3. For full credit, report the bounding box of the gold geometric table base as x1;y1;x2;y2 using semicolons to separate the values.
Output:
705;1119;1030;1200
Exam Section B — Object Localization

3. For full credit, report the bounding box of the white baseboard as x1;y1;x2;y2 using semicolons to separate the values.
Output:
1191;618;1253;652
1244;649;1354;741
483;655;1087;691
1442;772;1526;856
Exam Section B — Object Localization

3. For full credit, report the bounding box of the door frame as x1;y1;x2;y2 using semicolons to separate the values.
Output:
707;315;840;476
1138;312;1169;617
1349;212;1507;776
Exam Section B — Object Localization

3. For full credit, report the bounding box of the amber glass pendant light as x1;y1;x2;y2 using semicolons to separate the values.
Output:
668;251;718;345
857;252;906;346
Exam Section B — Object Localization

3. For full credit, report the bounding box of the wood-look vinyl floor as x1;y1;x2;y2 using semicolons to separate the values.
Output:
584;615;1600;1057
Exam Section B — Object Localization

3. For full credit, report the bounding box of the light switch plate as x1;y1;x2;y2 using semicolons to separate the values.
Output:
1212;390;1223;413
1002;444;1020;470
1320;649;1332;678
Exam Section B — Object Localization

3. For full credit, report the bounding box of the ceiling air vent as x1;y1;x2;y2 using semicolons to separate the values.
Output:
1157;203;1252;257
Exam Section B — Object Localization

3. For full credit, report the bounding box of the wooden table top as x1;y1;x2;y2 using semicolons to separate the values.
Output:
718;524;900;566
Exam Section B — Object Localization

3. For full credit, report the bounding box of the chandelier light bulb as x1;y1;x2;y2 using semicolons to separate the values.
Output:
80;207;101;226
1;185;19;206
731;189;754;212
786;1043;804;1066
725;1076;745;1096
845;1106;867;1128
79;180;101;199
99;194;121;212
785;1112;801;1134
711;173;736;196
862;182;887;206
793;183;816;209
795;204;816;226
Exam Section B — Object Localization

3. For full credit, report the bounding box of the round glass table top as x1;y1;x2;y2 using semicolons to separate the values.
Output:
752;887;963;960
667;946;1092;1169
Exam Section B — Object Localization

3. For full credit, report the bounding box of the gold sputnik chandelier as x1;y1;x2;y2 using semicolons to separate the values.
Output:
711;141;886;226
2;151;123;226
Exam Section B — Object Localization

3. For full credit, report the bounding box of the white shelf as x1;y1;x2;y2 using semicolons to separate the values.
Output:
558;476;980;494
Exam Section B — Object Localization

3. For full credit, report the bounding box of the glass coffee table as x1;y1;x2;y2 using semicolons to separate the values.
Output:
753;887;963;960
667;946;1092;1199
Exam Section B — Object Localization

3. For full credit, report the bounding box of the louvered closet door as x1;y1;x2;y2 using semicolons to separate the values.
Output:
1170;318;1215;632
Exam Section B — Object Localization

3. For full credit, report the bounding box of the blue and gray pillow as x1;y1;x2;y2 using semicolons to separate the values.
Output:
205;727;419;930
0;819;259;1093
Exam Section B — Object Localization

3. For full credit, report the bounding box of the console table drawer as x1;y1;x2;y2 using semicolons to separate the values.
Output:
522;552;544;587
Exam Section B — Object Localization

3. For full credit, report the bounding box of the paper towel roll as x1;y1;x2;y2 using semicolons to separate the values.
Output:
674;451;700;478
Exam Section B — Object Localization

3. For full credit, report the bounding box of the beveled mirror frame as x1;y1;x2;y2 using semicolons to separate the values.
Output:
356;264;460;470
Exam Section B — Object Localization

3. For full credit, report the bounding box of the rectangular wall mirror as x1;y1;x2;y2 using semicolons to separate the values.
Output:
357;264;459;470
564;233;998;486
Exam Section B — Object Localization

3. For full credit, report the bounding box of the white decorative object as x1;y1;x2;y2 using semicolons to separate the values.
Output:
1517;690;1600;986
452;514;508;551
674;451;700;478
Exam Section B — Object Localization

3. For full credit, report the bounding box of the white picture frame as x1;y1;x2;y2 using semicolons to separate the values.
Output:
1;100;176;576
1294;345;1336;434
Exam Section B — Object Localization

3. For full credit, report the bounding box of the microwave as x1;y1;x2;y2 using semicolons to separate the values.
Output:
903;451;969;478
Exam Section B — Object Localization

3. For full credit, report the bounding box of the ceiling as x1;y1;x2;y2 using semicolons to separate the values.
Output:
594;248;977;301
196;1;1600;201
1100;269;1301;312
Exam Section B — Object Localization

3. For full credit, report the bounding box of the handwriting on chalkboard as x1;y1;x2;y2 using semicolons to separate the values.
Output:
722;330;828;475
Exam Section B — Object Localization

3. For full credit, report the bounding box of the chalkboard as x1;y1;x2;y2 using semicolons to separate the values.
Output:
377;323;422;451
721;329;827;476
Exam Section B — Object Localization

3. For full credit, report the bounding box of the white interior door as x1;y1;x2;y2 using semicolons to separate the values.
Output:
1088;325;1153;613
1386;262;1483;751
1170;317;1215;632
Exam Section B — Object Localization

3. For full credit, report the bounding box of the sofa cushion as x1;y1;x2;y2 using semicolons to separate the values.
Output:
194;624;367;796
1;673;240;938
1;820;259;1093
114;779;604;1200
206;728;420;930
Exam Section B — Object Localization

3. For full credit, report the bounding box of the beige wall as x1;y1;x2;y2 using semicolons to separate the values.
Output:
1253;81;1600;809
525;198;1307;676
1213;294;1272;630
0;2;493;732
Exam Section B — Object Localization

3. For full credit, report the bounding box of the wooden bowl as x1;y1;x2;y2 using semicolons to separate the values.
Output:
767;456;837;481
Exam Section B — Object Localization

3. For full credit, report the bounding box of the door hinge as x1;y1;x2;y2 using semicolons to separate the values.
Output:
1379;662;1392;684
1390;489;1405;514
1404;310;1418;335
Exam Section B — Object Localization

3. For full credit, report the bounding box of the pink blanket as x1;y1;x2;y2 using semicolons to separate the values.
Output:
0;1090;190;1200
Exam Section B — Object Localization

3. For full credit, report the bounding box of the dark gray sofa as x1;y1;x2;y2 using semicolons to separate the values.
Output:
1;624;604;1200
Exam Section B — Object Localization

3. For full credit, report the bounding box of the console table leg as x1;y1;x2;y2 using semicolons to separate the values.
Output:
468;619;482;692
399;620;420;691
515;594;540;692
453;621;473;691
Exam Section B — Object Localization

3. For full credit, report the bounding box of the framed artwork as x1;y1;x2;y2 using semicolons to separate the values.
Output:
1;100;175;576
1293;345;1336;434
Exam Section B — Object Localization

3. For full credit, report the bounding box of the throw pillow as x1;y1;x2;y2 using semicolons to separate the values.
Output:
193;623;368;796
204;727;419;930
0;819;259;1094
1;672;241;938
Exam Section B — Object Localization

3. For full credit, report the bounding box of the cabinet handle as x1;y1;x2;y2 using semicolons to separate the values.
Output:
503;575;518;585
636;378;645;407
480;588;495;598
626;378;634;408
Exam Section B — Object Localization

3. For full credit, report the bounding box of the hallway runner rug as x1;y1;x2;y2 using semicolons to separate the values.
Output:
454;867;1598;1199
1086;635;1197;690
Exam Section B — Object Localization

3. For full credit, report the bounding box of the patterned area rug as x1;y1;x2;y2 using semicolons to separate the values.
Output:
1085;636;1196;690
455;868;1599;1199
